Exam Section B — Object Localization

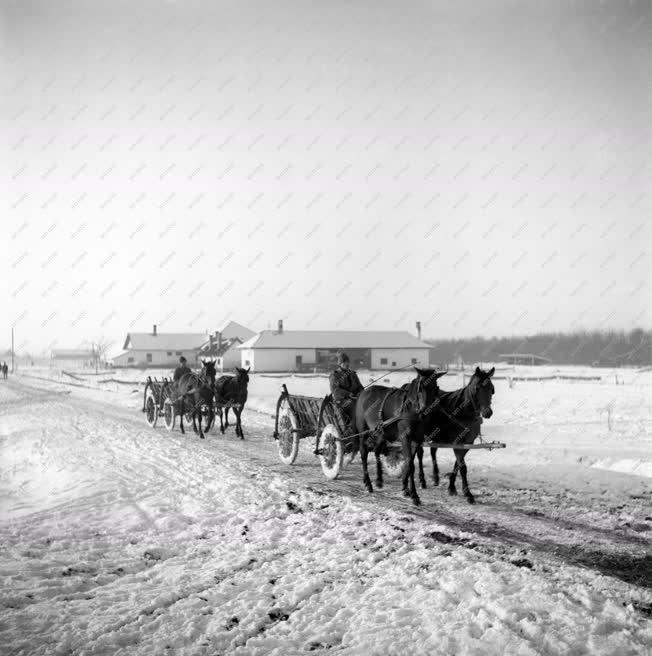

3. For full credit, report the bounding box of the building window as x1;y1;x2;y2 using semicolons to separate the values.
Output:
244;360;250;367
392;362;396;366
167;351;172;356
411;358;417;364
176;351;182;356
128;357;134;364
295;355;303;366
146;353;153;363
380;358;388;365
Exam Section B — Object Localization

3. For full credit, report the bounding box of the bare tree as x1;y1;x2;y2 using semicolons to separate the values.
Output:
93;337;114;371
82;337;114;372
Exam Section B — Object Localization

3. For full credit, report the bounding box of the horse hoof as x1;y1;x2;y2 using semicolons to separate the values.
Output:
402;488;410;497
412;496;421;507
433;478;439;487
420;480;427;490
375;480;383;489
466;495;475;505
448;488;457;496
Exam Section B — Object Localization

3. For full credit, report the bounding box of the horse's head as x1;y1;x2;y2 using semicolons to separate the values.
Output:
413;367;448;414
200;358;217;387
234;366;250;385
470;366;495;418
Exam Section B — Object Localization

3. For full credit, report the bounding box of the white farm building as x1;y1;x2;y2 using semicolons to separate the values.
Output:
112;326;207;368
238;328;431;372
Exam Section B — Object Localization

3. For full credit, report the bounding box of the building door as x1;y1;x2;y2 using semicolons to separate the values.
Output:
295;355;302;369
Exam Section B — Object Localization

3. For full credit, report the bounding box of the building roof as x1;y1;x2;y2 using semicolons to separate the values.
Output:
123;332;207;351
52;349;95;359
217;321;256;341
199;336;243;356
238;330;431;350
498;353;552;362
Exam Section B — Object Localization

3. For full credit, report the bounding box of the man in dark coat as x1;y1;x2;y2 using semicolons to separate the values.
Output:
329;352;363;436
173;356;192;382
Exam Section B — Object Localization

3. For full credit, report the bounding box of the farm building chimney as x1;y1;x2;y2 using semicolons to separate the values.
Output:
217;331;223;353
278;319;284;334
153;324;157;336
208;334;214;351
416;321;421;340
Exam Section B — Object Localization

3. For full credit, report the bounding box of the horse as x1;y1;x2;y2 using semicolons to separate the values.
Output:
420;366;495;504
213;367;250;439
354;368;448;505
176;359;217;439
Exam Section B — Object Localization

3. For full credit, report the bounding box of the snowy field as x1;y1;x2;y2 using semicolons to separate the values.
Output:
1;367;651;655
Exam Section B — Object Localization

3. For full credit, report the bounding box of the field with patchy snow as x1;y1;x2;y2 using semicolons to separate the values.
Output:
1;366;651;655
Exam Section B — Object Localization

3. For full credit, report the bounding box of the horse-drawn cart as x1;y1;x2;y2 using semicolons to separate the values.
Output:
273;381;507;482
273;384;356;479
142;376;175;429
143;375;210;433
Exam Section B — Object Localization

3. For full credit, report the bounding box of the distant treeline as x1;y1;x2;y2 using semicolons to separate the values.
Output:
425;328;651;367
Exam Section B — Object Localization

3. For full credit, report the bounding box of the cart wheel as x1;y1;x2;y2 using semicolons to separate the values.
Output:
319;424;343;480
144;390;158;428
277;398;300;465
163;397;175;431
381;448;407;478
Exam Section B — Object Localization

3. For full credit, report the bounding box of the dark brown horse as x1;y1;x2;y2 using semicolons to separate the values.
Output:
355;368;447;505
214;367;249;439
420;366;495;503
176;360;217;439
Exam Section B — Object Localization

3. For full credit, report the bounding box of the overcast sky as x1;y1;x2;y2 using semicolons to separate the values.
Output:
3;0;651;355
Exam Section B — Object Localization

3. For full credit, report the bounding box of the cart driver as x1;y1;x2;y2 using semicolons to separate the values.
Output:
173;356;192;383
329;352;363;436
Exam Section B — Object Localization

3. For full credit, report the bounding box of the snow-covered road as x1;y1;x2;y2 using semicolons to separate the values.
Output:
1;377;650;655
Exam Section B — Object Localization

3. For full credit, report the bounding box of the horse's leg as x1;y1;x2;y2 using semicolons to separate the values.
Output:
192;405;199;434
447;459;459;496
408;440;421;506
224;407;230;431
374;445;383;489
456;450;474;504
360;436;373;493
207;408;214;435
198;407;205;439
430;447;439;486
218;408;225;433
401;439;411;497
179;404;185;435
417;444;426;489
235;408;244;439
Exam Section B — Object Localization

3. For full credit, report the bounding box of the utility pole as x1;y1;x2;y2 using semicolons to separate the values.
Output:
11;325;14;373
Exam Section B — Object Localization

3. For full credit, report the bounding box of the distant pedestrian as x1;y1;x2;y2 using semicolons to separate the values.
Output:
2;362;8;380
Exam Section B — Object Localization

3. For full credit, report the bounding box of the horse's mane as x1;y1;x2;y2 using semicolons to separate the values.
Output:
437;377;478;419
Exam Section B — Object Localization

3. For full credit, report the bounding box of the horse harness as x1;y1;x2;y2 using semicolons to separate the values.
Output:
373;379;425;439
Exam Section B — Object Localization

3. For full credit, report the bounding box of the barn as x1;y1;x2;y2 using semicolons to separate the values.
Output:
51;349;97;371
112;325;207;368
238;325;431;372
